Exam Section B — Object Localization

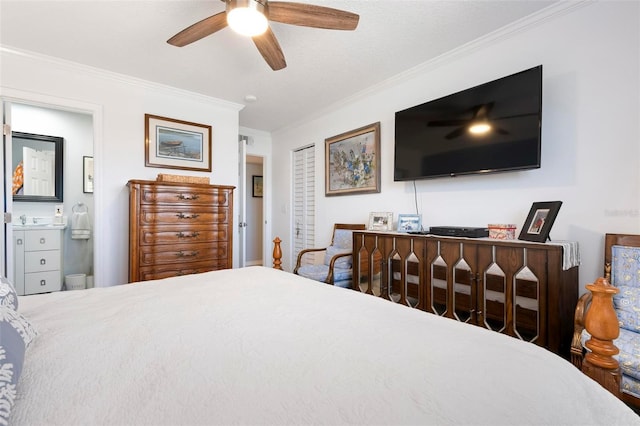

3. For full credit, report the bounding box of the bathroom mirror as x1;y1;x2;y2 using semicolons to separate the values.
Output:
12;131;64;202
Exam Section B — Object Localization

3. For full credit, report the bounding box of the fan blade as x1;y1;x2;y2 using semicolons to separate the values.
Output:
167;12;228;47
428;119;468;127
445;127;466;140
252;27;287;71
269;2;359;30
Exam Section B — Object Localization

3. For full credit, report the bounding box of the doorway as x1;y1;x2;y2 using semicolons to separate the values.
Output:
245;155;264;266
2;100;96;288
238;134;266;267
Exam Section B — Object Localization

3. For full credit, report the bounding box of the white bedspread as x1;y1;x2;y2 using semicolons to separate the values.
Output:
12;267;639;425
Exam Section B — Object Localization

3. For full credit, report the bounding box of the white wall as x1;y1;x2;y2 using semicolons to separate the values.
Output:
1;49;244;286
271;1;640;290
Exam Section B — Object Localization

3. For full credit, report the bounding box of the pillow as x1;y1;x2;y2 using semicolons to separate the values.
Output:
324;245;353;268
0;307;37;425
0;276;18;311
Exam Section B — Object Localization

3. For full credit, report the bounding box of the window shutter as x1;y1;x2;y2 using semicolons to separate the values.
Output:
293;146;315;266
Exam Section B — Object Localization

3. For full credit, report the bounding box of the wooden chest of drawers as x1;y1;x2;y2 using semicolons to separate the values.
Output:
127;180;234;283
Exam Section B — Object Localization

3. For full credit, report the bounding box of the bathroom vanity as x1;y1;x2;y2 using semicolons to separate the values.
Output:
13;223;66;295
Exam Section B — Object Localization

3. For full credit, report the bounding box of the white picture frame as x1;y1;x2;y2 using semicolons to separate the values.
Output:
397;214;422;232
368;212;393;231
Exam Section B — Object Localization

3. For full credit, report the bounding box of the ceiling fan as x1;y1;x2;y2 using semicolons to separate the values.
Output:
428;102;532;140
167;0;360;71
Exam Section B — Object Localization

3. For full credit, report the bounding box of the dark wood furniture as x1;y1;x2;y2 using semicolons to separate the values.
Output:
128;180;234;282
571;233;640;408
353;231;579;358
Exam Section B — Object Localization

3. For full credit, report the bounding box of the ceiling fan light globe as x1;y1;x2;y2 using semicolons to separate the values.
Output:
227;1;269;37
468;122;492;135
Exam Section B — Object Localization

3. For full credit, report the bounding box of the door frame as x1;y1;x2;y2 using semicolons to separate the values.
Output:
1;88;104;285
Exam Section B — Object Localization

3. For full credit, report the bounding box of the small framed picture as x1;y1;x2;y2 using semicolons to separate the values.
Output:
83;156;94;193
252;175;263;197
368;212;393;231
518;201;563;242
397;214;422;232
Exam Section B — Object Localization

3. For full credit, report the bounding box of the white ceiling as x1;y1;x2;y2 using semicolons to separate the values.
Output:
0;0;557;132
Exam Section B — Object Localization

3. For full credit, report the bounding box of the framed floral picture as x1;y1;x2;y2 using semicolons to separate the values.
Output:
325;122;380;196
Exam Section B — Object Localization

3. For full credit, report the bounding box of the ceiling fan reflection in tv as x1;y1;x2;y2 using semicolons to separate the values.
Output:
426;101;537;140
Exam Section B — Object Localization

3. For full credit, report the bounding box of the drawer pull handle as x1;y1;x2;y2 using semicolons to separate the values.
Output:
176;213;200;220
177;251;199;258
17;239;23;245
40;279;46;286
177;194;199;201
177;232;200;239
40;237;46;244
40;258;46;265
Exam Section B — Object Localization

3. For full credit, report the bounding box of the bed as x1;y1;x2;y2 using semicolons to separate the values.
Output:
5;266;640;425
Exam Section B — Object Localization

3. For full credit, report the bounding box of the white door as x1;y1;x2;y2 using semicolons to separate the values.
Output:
0;104;9;278
238;136;248;267
292;145;315;267
22;146;55;196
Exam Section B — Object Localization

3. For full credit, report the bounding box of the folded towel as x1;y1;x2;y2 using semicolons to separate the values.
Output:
71;212;91;240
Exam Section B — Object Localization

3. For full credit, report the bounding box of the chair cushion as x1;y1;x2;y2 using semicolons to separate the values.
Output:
332;229;354;249
611;245;640;288
581;327;640;381
297;264;330;282
324;246;353;268
614;285;640;332
297;264;353;284
622;373;640;400
616;328;640;381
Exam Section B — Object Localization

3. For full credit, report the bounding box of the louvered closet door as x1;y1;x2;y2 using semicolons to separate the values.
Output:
293;145;315;267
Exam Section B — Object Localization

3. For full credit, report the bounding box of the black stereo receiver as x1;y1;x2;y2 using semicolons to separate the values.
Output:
428;226;489;238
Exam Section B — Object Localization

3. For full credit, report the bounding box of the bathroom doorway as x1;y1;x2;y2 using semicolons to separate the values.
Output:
2;99;96;289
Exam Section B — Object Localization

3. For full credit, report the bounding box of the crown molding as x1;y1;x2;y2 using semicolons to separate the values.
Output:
0;45;245;112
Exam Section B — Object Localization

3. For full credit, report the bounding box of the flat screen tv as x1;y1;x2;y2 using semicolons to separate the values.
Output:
394;65;542;181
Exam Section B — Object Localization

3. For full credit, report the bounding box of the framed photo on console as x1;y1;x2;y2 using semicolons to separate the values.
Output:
397;214;421;232
519;201;562;242
369;212;393;231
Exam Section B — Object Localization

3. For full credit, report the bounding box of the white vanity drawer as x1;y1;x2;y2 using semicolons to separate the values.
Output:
25;230;61;251
25;270;62;295
25;250;61;273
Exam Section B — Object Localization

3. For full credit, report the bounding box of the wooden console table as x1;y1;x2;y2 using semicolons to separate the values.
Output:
352;231;579;358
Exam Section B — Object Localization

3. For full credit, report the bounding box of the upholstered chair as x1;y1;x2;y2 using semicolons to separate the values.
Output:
294;223;366;288
572;233;640;408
